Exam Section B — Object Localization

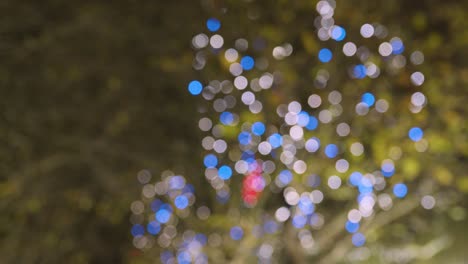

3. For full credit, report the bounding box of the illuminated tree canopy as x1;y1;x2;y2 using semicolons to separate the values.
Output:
0;0;466;263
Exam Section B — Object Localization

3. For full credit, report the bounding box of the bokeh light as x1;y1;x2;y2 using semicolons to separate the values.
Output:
318;48;333;63
188;80;203;95
206;18;221;32
393;183;408;198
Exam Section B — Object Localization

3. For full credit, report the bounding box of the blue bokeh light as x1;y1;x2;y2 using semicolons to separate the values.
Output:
278;170;293;186
188;80;203;95
325;144;339;158
147;221;161;235
361;92;375;107
391;39;404;54
298;199;315;215
241;150;255;162
218;165;233;180
358;184;373;195
156;208;172;223
408;127;424;142
352;233;366;247
174;195;189;209
331;26;346;41
177;251;191;264
230;226;244;240
382;169;395;178
268;133;283;148
306;115;318;130
292;215;307;228
349;172;363;186
238;131;252;145
393;183;408;198
345;221;360;233
204;154;218;168
353;64;366;79
206;18;221;32
318;48;333;63
297;111;310;127
240;56;255;70
131;224;145;237
381;162;395;178
358;177;373;195
251;121;266;136
264;220;278;234
220;111;235;125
